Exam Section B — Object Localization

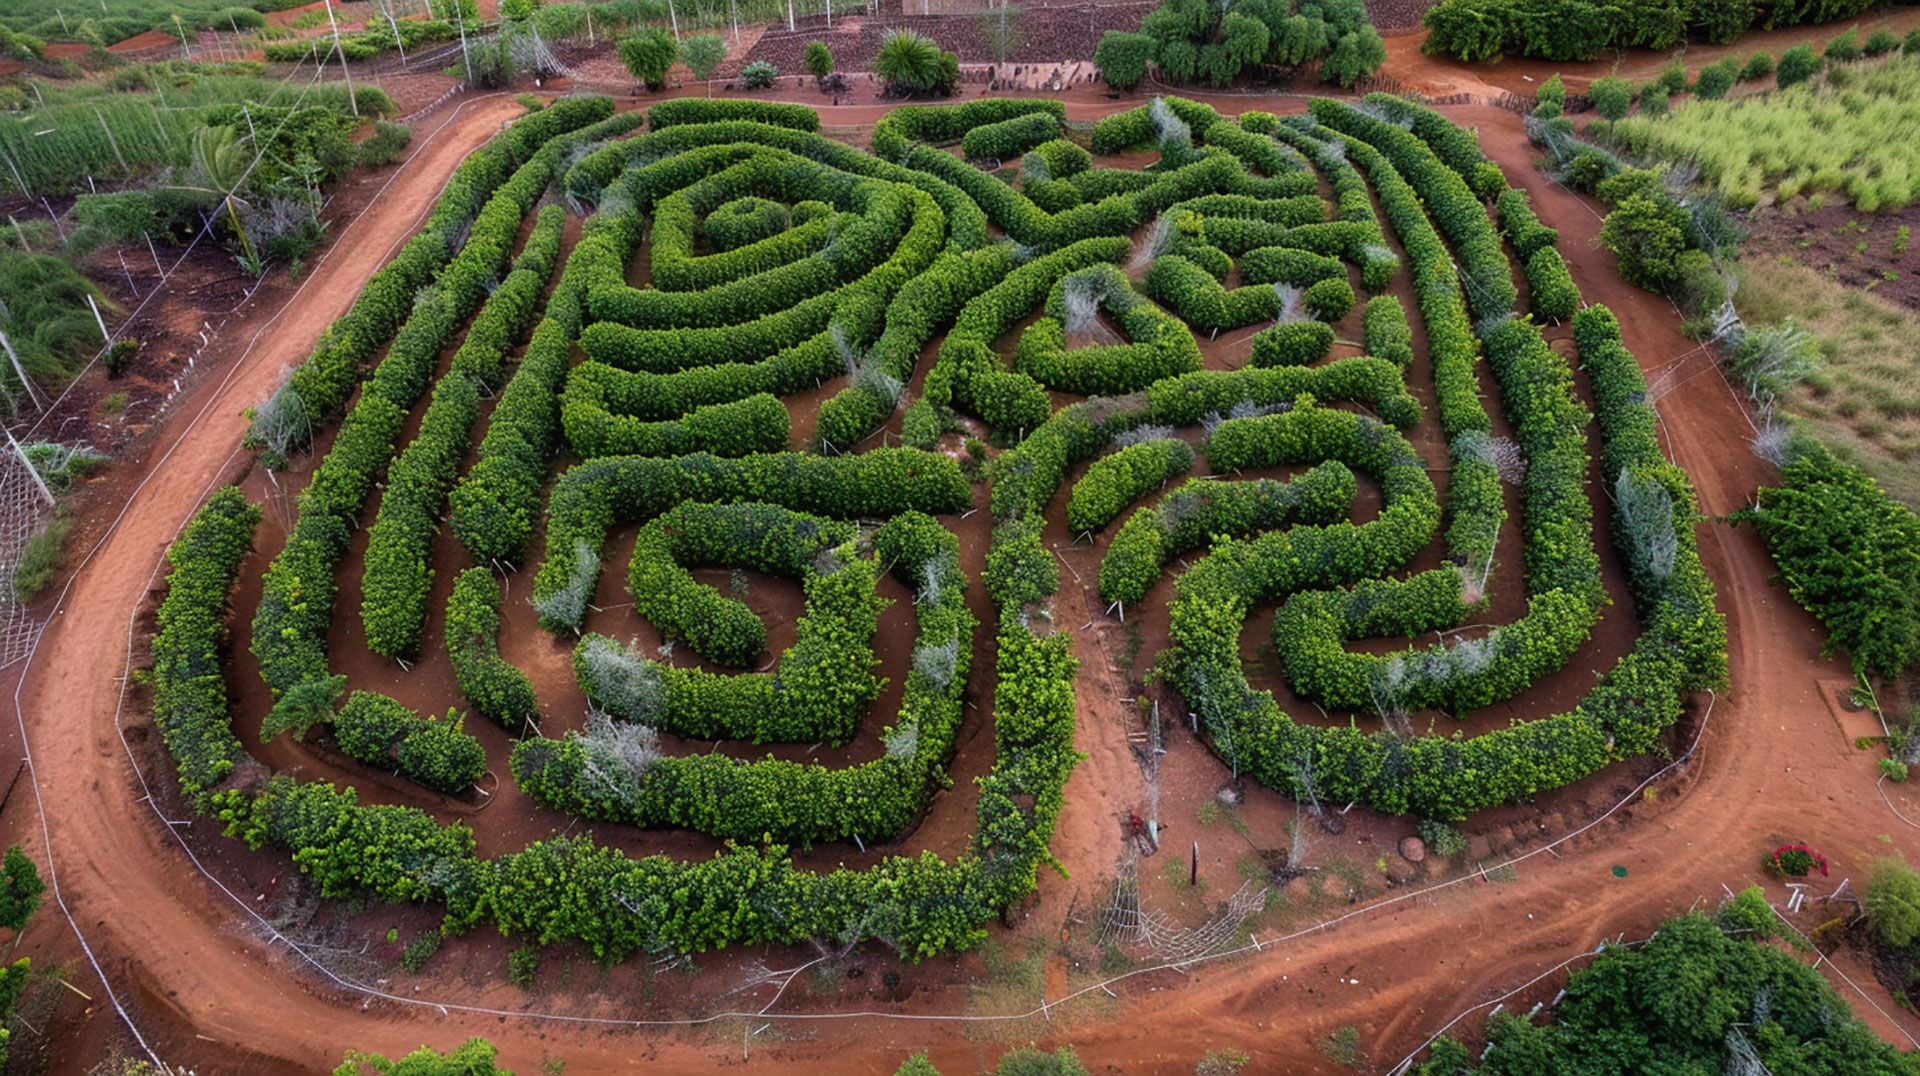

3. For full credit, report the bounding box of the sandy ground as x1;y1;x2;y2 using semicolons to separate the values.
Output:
4;82;1920;1076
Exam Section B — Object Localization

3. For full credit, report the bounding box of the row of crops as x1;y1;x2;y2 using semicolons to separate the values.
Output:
150;89;1726;962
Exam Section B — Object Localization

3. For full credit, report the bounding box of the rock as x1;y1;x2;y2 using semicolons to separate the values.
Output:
1468;834;1492;861
1399;836;1427;863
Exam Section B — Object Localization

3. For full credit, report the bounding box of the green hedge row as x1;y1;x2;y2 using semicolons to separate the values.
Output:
359;204;566;661
269;98;621;426
1142;254;1282;334
629;501;858;668
149;488;260;801
1067;438;1196;534
533;449;971;632
1088;96;1222;154
448;208;640;566
871;99;1067;162
1025;138;1092;180
1496;187;1559;261
1012;265;1203;397
445;568;539;732
253;124;588;704
562;387;791;461
816;247;1013;451
961;112;1061;162
1238;246;1345;288
1250;321;1336;368
514;512;973;848
1362;294;1414;369
648;97;821;132
1099;461;1359;607
333;692;486;796
1527;247;1579;322
921;237;1131;434
564;119;990;251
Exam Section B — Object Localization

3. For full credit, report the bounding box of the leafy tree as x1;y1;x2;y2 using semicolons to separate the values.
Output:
1824;27;1861;64
1535;71;1566;114
1740;50;1774;80
1638;82;1670;117
680;32;727;80
1688;0;1752;43
804;40;834;78
261;673;346;743
1867;856;1920;948
1095;31;1155;90
893;1055;941;1076
875;30;958;97
334;1037;512;1075
1651;56;1689;94
499;0;538;20
993;1048;1091;1076
1588;75;1634;120
618;27;678;91
1320;25;1386;86
1777;42;1821;88
1692;57;1738;99
0;847;43;932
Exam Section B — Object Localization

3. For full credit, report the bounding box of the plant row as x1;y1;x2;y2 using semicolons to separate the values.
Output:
1012;266;1204;397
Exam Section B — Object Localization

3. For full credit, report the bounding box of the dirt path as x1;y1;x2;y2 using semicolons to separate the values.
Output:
10;95;1920;1075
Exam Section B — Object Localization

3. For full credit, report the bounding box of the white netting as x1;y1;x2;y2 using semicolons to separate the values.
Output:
0;431;52;667
1097;856;1268;965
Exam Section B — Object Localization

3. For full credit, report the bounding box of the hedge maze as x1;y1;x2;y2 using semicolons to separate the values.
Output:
153;91;1726;965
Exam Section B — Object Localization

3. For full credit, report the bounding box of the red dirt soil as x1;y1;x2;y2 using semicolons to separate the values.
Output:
6;86;1920;1076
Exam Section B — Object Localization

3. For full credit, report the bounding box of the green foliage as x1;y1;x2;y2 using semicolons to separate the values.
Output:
1741;50;1775;80
876;29;959;97
333;693;486;795
0;250;112;389
1589;75;1635;120
1824;26;1861;64
11;515;69;604
1411;912;1920;1076
336;1039;513;1076
805;40;835;78
742;60;781;90
1600;194;1689;291
619;27;678;90
649;98;820;132
963;113;1062;162
1866;856;1920;948
0;847;44;932
1749;440;1920;678
446;569;539;732
1068;438;1195;533
1526;246;1579;321
149;489;259;799
680;32;727;80
1693;57;1740;99
1778;43;1822;87
1095;31;1155;91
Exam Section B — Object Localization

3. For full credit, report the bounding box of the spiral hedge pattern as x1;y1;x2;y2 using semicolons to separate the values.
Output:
154;92;1726;964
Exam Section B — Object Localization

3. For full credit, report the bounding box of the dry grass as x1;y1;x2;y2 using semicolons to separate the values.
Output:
1736;254;1920;507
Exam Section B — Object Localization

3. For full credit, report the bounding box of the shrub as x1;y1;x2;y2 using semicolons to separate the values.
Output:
1765;843;1829;877
619;28;678;90
1777;43;1821;88
333;692;486;795
1824;28;1860;64
0;846;44;931
1862;28;1900;56
1526;247;1579;321
680;33;727;80
1301;276;1356;322
805;40;835;79
1067;438;1195;533
1095;31;1155;91
1639;83;1670;117
876;29;959;98
1589;76;1634;120
1251;321;1336;367
1535;72;1566;116
1866;856;1920;947
1601;195;1688;291
1740;50;1774;80
447;568;539;731
742;60;780;90
1692;58;1738;100
358;120;412;166
1652;57;1689;95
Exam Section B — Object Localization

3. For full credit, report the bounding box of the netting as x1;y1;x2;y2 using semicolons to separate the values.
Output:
0;433;51;668
1097;856;1270;965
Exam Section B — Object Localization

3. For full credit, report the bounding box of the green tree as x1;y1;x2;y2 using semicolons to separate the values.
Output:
1867;857;1920;947
1777;43;1821;88
618;27;678;91
1740;50;1774;80
1095;31;1155;91
261;673;347;743
1588;75;1634;120
499;0;538;20
0;847;43;932
804;40;834;78
993;1047;1090;1076
680;32;727;80
894;1054;941;1076
1320;26;1386;87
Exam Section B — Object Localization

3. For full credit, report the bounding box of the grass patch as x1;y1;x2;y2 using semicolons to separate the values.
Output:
1737;255;1920;508
13;514;70;602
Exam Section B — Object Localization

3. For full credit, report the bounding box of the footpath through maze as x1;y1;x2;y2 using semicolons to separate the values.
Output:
146;91;1729;966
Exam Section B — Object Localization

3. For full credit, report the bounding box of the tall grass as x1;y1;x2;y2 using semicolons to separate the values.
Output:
1737;255;1920;507
1610;52;1920;211
0;71;384;195
1;0;312;46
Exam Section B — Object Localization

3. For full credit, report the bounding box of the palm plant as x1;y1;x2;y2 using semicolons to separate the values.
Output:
874;29;957;98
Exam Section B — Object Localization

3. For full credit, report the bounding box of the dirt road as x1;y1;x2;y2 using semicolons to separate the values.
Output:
9;93;1918;1075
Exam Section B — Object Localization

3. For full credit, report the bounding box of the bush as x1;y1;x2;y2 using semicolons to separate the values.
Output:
1824;28;1860;64
1777;43;1821;88
357;120;412;166
1639;83;1670;117
1866;856;1920;947
962;112;1061;162
1601;195;1688;292
1301;276;1356;322
1652;57;1689;95
1692;58;1738;100
619;27;677;90
333;692;486;795
1095;31;1154;91
1067;438;1195;533
1526;247;1579;321
1589;76;1634;120
0;846;44;932
1740;50;1774;81
1862;28;1900;56
680;32;727;80
1535;72;1566;116
742;60;780;90
1250;321;1336;367
447;568;539;732
876;29;959;97
805;40;834;78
